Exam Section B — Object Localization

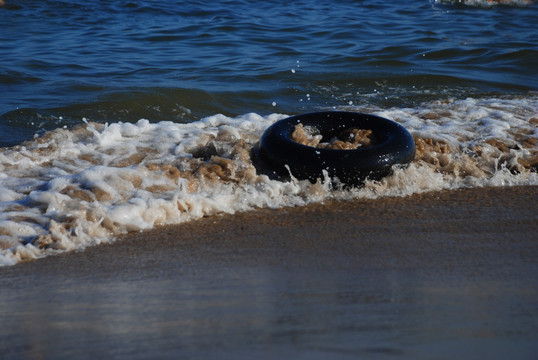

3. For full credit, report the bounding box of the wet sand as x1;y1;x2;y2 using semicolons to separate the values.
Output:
1;185;537;359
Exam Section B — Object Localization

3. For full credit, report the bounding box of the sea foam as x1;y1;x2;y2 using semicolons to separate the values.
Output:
1;96;536;265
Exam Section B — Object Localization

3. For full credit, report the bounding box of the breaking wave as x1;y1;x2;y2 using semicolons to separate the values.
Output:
1;95;536;265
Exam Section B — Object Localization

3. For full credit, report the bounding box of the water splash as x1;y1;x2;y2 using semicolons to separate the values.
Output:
1;96;536;265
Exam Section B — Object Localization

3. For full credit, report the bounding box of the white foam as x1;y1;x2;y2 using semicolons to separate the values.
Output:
1;96;536;265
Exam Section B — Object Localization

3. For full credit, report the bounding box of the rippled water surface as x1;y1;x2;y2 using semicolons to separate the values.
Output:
1;0;537;145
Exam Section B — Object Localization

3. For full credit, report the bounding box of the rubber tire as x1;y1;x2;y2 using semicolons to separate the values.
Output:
259;111;415;185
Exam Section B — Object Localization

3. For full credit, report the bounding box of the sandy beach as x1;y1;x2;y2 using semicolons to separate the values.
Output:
1;185;537;359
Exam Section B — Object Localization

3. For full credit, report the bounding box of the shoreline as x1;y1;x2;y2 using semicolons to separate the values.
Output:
8;184;537;271
1;185;537;359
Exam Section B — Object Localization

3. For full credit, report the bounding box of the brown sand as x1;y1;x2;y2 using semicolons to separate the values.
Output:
1;185;537;359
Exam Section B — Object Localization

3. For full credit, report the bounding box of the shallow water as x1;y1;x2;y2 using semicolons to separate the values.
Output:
0;0;537;263
1;0;536;143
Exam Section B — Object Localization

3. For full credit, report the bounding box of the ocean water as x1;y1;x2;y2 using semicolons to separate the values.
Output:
1;0;537;265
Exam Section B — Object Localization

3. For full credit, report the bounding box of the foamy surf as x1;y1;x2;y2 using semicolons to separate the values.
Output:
1;96;537;265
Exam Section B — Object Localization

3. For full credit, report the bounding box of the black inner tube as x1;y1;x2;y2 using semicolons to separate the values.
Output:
259;111;415;185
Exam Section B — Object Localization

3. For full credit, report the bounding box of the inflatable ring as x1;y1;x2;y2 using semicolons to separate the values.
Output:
259;111;415;185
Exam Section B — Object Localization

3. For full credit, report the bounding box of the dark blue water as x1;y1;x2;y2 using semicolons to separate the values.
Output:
1;0;537;146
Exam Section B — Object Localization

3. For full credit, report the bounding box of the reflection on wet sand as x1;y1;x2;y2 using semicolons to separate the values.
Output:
1;186;537;359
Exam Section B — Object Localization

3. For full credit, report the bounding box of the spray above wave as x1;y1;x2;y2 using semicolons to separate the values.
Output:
1;96;537;265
